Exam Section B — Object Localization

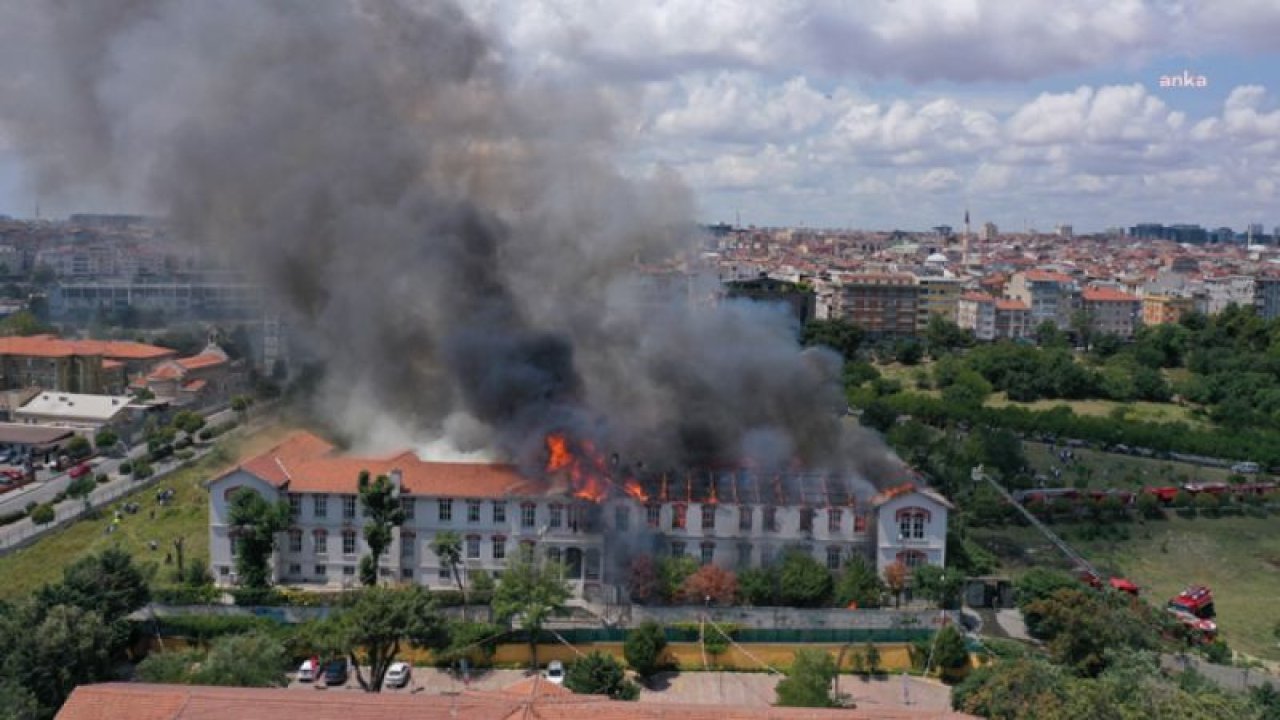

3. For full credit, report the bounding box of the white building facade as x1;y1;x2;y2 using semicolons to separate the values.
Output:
208;432;950;598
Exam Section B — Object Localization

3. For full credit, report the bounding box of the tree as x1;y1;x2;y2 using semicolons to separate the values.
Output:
624;621;668;682
775;648;837;708
491;545;571;670
1035;320;1068;348
230;394;253;418
226;489;290;591
0;680;41;720
802;319;864;361
313;586;446;692
45;547;151;622
834;554;882;608
93;428;118;452
194;632;289;687
930;624;970;680
657;555;699;603
564;651;639;700
883;561;908;608
864;642;881;674
172;410;206;435
778;551;833;607
858;399;899;433
30;503;55;525
66;435;92;460
911;565;965;609
952;657;1071;718
737;566;778;606
134;387;155;402
0;310;49;336
137;650;199;683
626;554;661;604
1022;588;1156;676
677;564;737;605
431;531;468;612
925;316;973;355
0;602;118;714
357;470;405;586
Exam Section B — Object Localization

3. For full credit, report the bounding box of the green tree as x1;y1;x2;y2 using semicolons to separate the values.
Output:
357;470;405;586
775;648;837;708
93;428;119;452
801;319;864;361
0;602;119;715
0;310;49;336
194;632;289;687
1022;588;1156;676
858;399;899;433
925;315;973;355
657;554;699;603
930;624;970;680
0;680;41;720
912;565;965;609
952;657;1071;718
66;435;92;460
1035;320;1068;348
313;586;446;692
30;503;55;525
230;394;253;418
565;650;639;700
172;410;206;435
491;545;571;670
833;554;882;608
864;642;881;674
942;369;992;409
430;531;468;612
624;621;668;681
43;547;151;622
737;566;778;606
778;552;832;607
226;489;290;591
136;650;199;683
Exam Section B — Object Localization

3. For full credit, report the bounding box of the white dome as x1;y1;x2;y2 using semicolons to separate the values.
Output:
926;252;948;263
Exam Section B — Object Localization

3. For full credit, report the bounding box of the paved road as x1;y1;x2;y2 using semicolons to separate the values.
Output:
0;407;234;516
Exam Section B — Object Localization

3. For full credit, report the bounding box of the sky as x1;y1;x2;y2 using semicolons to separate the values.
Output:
3;0;1280;233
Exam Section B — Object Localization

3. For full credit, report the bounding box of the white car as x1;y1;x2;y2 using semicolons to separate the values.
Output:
544;660;565;685
297;658;316;683
385;661;411;689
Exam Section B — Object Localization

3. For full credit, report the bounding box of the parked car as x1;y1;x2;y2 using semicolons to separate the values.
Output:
323;658;348;687
297;658;316;683
544;660;565;685
68;463;92;479
1232;461;1261;474
385;661;411;689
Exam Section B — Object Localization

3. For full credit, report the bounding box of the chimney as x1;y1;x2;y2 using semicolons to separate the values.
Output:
390;468;403;497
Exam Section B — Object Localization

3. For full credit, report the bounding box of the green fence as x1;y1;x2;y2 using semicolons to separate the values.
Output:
511;627;937;645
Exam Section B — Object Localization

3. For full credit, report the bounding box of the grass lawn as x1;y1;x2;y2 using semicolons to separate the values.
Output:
1021;442;1235;489
986;393;1206;429
973;516;1280;662
0;418;296;602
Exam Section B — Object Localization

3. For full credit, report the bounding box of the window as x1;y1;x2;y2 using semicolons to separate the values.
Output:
342;496;357;520
314;530;327;554
828;508;842;534
896;507;929;540
315;564;326;576
760;545;774;566
493;501;506;523
614;506;630;531
670;541;686;557
546;547;561;566
492;536;506;561
438;499;453;523
401;497;415;521
738;506;752;531
288;494;301;518
438;567;451;581
854;513;867;533
736;543;752;568
229;536;240;557
568;504;588;532
401;568;414;580
342;529;357;555
288;529;302;553
646;504;661;528
549;503;563;529
700;542;715;565
400;533;415;558
701;504;716;532
799;508;814;533
826;546;842;571
466;535;481;560
521;503;536;528
343;566;355;577
289;563;302;575
219;565;230;577
314;495;328;518
898;550;927;569
672;504;687;530
468;500;482;523
763;506;778;532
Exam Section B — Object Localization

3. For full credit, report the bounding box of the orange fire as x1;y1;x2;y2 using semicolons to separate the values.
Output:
544;433;610;502
623;478;649;502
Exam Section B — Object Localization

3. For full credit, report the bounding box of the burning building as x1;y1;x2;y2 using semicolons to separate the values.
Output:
208;431;949;598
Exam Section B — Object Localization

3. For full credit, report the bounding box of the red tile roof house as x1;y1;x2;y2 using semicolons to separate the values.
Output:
139;342;234;405
206;431;951;596
1080;286;1142;339
0;335;176;395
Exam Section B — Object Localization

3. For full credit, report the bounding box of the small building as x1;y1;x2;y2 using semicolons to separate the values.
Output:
140;341;235;406
1081;286;1142;339
1006;270;1076;330
956;293;1029;341
0;422;75;459
871;483;952;577
14;391;133;432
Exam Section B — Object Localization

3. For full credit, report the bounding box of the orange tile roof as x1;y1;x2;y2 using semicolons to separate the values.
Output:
958;292;994;303
57;682;977;720
1082;287;1139;303
1022;270;1073;283
0;335;175;360
177;351;227;370
182;379;207;392
147;364;183;381
102;359;123;370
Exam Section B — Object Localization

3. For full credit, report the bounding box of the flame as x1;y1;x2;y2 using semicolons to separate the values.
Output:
544;433;610;502
546;434;573;472
623;478;649;502
706;481;718;504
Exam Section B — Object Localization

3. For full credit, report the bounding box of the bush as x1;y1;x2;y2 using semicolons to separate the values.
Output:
66;435;92;460
156;614;278;644
624;622;668;680
133;462;154;480
30;503;55;525
96;473;110;485
565;651;639;700
151;585;222;605
66;475;96;499
93;429;119;450
230;588;285;607
1202;639;1232;665
175;449;195;461
119;461;133;475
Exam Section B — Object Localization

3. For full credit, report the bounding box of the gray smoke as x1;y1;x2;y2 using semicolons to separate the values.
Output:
0;0;898;487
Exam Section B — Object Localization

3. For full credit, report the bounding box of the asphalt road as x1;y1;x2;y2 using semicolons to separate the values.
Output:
0;407;235;516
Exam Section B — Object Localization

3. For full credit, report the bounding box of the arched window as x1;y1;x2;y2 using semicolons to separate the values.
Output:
895;507;930;540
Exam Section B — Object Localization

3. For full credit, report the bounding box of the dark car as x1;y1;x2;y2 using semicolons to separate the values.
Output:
323;658;348;687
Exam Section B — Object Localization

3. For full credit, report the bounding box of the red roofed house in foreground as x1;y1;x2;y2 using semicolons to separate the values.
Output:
208;431;950;597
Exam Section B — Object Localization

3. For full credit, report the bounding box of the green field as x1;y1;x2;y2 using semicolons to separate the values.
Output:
986;393;1205;428
0;420;295;602
1022;442;1236;489
973;516;1280;662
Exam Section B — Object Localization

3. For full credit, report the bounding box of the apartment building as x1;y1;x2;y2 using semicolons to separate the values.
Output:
915;276;962;332
208;432;950;599
1203;275;1255;315
1255;275;1280;320
956;293;1030;341
0;335;176;394
1081;287;1142;339
1006;270;1076;330
829;273;919;336
1142;292;1194;326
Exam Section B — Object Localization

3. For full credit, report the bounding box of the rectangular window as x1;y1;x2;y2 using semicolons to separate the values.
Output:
912;514;925;539
738;506;752;532
466;535;481;560
314;532;327;554
736;543;751;568
827;546;842;571
401;568;413;580
700;542;715;565
229;537;240;557
521;503;536;528
646;504;661;528
672;504;687;530
219;565;230;577
760;545;774;566
342;496;356;520
343;530;357;555
343;566;355;577
289;563;301;575
288;529;302;553
854;513;867;533
549;503;563;529
438;567;451;581
799;508;814;533
670;541;686;557
828;509;842;534
313;495;327;518
401;497;415;521
401;536;415;558
701;505;716;532
315;564;326;576
492;536;506;560
764;506;778;532
438;499;453;523
493;501;506;523
288;494;301;518
468;500;482;523
614;506;630;531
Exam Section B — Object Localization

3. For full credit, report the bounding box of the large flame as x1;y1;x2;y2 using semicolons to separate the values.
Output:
623;478;649;502
544;433;610;502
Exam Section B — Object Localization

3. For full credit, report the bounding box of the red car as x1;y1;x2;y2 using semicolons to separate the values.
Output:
68;463;92;479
